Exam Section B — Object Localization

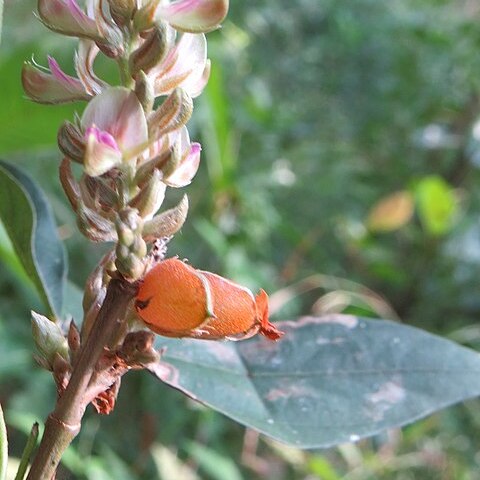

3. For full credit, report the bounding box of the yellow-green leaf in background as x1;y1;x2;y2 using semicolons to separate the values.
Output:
367;190;414;232
415;175;457;236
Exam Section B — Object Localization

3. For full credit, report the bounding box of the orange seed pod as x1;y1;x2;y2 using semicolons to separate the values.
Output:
135;258;283;341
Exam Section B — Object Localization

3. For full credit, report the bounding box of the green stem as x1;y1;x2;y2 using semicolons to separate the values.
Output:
14;423;39;480
26;278;137;480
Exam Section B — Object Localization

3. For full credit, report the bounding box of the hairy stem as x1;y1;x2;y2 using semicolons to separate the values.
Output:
27;278;137;480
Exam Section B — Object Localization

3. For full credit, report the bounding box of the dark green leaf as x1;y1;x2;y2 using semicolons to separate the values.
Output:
0;403;7;480
0;160;67;318
153;316;480;448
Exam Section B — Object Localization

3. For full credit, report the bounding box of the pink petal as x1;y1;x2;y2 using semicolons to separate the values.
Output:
156;0;229;33
22;60;90;104
185;58;211;98
75;40;107;95
164;128;201;187
153;33;207;97
47;56;82;89
84;126;123;177
81;87;148;152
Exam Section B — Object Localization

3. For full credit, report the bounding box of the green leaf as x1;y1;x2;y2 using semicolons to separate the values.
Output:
0;403;7;480
0;160;67;318
415;175;457;236
153;316;480;448
185;442;243;480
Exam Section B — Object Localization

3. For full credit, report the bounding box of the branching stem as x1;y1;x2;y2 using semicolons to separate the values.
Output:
26;278;137;480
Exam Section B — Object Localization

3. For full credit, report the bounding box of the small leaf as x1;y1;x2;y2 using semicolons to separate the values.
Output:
151;444;200;480
0;160;67;318
415;175;457;235
153;316;480;448
185;442;243;480
0;403;7;480
367;190;414;232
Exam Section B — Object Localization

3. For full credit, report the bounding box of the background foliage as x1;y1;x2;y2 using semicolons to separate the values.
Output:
2;0;480;478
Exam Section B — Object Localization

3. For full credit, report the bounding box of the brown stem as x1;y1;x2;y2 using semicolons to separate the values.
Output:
27;278;137;480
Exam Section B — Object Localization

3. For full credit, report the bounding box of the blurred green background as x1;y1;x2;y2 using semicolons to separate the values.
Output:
2;0;480;478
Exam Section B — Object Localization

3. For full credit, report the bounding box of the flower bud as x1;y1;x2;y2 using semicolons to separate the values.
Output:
107;0;137;25
81;176;118;213
115;209;147;279
115;251;146;280
129;23;169;76
118;207;144;233
128;170;167;219
143;194;189;241
31;312;69;370
133;0;160;32
58;121;86;163
77;201;118;242
135;70;155;113
38;0;101;40
148;88;193;137
59;157;81;211
135;258;284;340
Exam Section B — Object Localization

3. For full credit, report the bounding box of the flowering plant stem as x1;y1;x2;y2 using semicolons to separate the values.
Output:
26;278;137;480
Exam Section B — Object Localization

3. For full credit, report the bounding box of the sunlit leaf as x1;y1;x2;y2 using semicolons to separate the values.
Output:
0;160;67;318
0;403;7;480
152;316;480;448
367;190;414;232
415;176;457;236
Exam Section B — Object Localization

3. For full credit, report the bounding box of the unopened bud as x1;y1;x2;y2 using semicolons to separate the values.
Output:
93;0;125;58
59;157;81;212
134;150;172;186
133;0;160;32
130;24;168;76
77;202;118;242
148;88;193;136
31;312;69;370
132;236;148;258
58;121;86;163
107;0;137;25
118;208;144;233
38;0;101;40
158;141;181;178
117;224;136;247
143;194;189;241
128;169;166;219
115;251;145;280
115;209;148;279
135;71;155;114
